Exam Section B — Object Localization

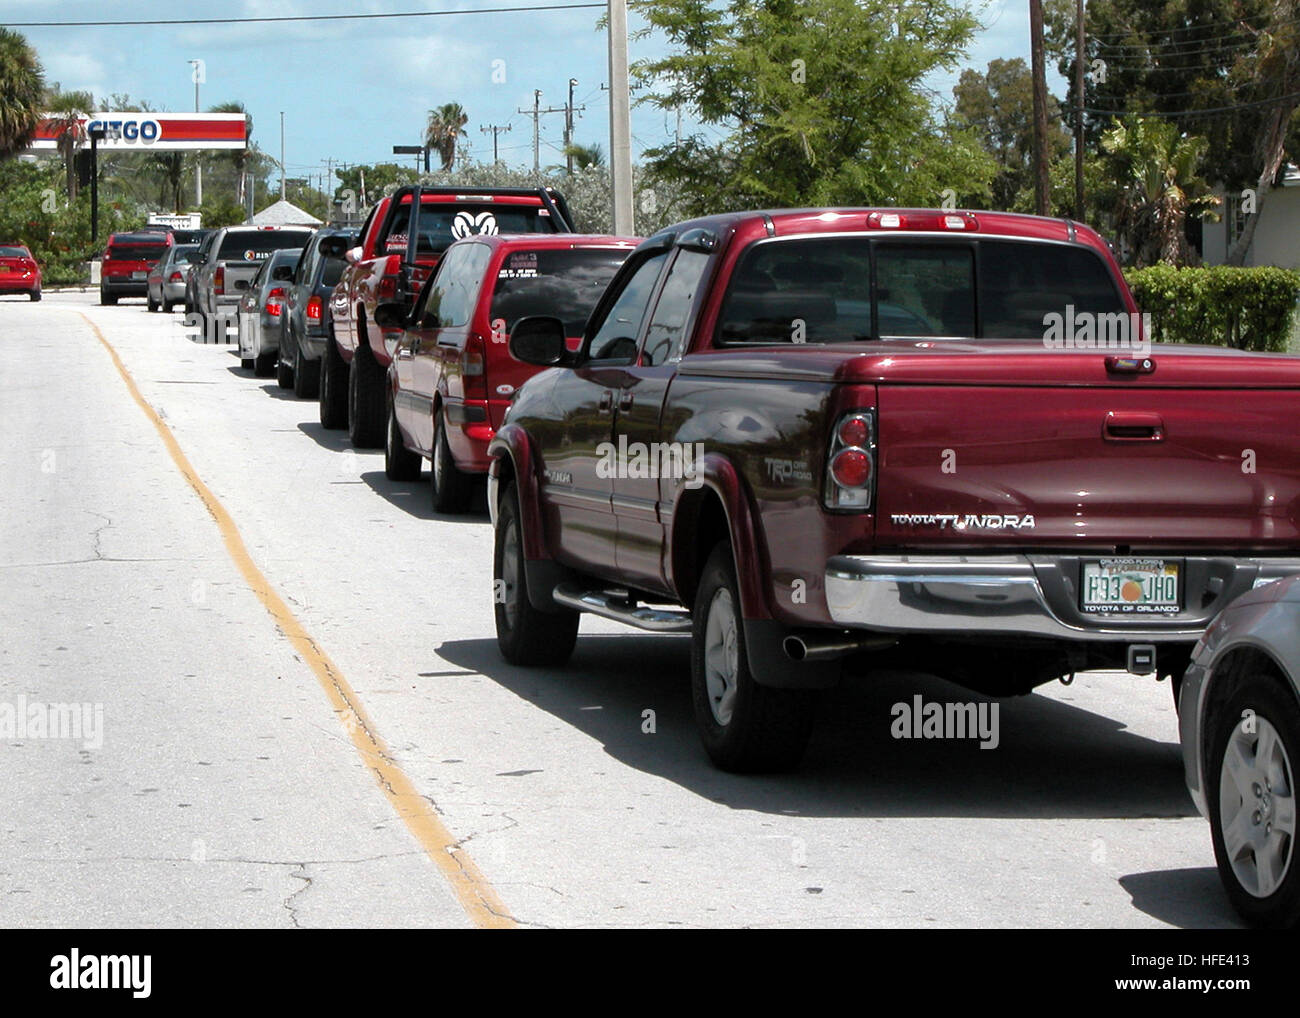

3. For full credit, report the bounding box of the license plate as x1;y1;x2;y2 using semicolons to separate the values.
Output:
0;266;9;273
1081;558;1180;613
132;271;148;280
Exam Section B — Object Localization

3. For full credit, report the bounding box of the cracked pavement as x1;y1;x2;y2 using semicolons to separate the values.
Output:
0;293;1240;928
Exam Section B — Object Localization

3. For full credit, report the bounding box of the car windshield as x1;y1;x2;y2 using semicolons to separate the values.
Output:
384;202;558;255
217;230;313;261
169;246;198;265
717;237;1126;344
0;246;30;258
107;243;167;261
491;248;630;336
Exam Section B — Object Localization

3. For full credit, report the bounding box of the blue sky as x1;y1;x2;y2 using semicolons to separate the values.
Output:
6;1;1063;188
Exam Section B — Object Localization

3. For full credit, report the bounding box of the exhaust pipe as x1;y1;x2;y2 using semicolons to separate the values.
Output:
783;631;896;662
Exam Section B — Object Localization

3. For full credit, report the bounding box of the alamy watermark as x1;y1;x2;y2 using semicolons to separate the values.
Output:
890;694;999;749
595;436;705;489
1042;306;1151;355
0;695;104;749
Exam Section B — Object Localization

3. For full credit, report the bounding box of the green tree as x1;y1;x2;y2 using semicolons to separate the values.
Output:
952;58;1070;210
0;28;45;159
46;88;93;200
1101;116;1220;266
333;162;411;209
424;103;468;172
628;0;991;213
563;142;605;170
207;100;253;207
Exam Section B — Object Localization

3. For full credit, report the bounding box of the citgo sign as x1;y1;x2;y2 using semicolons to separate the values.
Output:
26;113;247;152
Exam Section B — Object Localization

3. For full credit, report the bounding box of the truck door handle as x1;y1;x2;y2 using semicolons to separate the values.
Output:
618;391;634;412
598;390;613;413
1103;411;1164;442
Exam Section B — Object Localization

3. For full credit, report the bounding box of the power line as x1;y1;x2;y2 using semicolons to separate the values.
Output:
6;3;603;28
1084;88;1300;118
1087;13;1300;43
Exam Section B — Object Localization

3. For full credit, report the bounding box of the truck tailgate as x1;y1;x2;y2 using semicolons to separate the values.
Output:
875;385;1300;549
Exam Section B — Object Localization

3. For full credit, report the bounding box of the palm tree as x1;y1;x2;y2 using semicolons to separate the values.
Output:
150;151;185;212
208;100;253;207
424;103;468;172
46;89;93;199
563;142;605;170
0;29;45;160
1101;117;1220;266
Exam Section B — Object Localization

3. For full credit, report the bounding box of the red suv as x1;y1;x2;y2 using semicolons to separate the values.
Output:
100;231;171;305
0;244;41;300
378;234;638;511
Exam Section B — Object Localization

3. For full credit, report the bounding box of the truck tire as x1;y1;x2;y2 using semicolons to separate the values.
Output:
292;342;319;399
254;350;276;378
690;543;818;773
99;288;117;306
1207;671;1300;927
319;332;348;429
493;482;578;666
385;395;422;481
240;357;254;371
431;412;474;514
347;344;385;448
276;351;293;389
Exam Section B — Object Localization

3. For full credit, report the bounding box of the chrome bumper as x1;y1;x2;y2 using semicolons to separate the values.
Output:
825;554;1300;643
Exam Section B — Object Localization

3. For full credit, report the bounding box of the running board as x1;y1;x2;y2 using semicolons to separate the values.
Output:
552;584;692;633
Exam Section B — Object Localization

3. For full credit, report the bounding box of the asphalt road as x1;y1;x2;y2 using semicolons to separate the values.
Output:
0;291;1240;928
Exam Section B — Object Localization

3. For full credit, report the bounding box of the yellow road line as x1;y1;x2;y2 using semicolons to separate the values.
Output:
82;313;515;929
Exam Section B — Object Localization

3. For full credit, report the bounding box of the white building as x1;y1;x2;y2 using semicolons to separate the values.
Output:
1202;163;1300;268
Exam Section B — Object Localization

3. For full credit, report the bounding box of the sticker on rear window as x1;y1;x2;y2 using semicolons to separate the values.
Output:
452;211;499;238
498;251;539;279
244;249;275;261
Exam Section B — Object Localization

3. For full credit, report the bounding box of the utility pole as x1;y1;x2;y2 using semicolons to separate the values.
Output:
279;111;286;200
563;78;586;175
1029;0;1051;217
608;0;634;234
188;59;202;206
480;123;511;165
517;90;570;176
1074;0;1086;222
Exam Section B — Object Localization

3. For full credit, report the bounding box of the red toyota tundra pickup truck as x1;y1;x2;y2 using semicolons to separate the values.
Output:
322;185;574;446
488;208;1300;772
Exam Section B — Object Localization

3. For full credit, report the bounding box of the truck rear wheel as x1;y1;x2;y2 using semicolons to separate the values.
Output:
319;333;348;429
293;342;319;399
347;344;385;448
493;482;578;666
691;543;818;773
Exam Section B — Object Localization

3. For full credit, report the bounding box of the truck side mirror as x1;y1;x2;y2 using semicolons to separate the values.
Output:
373;302;408;330
509;316;569;366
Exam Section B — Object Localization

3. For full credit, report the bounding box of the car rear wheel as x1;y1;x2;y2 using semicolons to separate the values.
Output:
162;298;174;313
1208;672;1300;927
240;357;254;371
255;350;276;378
292;341;319;399
99;289;117;306
147;293;159;312
385;395;422;481
275;350;293;388
690;543;819;773
29;289;40;302
493;482;578;666
431;412;473;514
319;334;348;429
347;344;385;448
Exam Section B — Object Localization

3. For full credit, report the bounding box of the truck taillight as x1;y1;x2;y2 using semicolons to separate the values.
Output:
824;410;875;511
306;295;322;321
214;266;225;295
462;334;487;399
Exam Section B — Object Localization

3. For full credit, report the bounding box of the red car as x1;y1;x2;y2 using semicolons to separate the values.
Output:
322;186;573;447
99;231;171;305
378;233;637;512
0;244;42;300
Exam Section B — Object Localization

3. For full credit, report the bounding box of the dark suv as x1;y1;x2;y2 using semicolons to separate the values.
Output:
276;228;355;398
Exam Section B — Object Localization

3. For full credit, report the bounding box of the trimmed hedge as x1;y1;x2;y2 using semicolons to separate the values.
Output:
1125;264;1300;352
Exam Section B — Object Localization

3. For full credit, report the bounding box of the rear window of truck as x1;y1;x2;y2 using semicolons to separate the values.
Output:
491;248;630;336
717;237;1126;345
107;243;167;262
384;203;557;255
217;230;313;261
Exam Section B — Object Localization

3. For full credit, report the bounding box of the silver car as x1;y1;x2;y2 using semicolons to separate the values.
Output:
236;248;302;376
146;243;197;313
1181;576;1300;927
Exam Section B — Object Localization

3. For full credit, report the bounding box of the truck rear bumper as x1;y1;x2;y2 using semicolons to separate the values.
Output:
825;553;1300;642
